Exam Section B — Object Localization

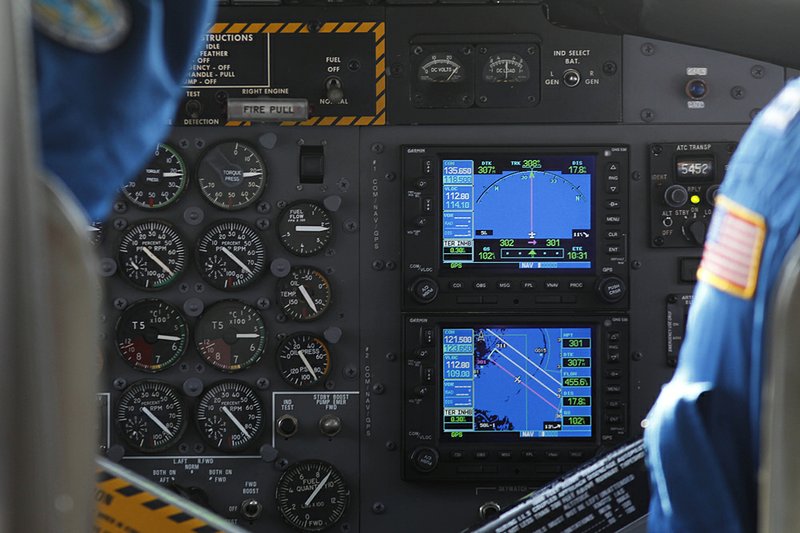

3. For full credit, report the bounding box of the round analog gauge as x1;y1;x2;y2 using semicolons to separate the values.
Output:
115;381;187;453
482;53;531;83
195;301;266;372
115;299;188;372
418;53;465;83
122;144;187;209
118;221;186;290
198;141;266;210
277;267;332;322
196;221;266;290
195;381;264;452
276;333;331;389
277;202;333;257
275;460;350;532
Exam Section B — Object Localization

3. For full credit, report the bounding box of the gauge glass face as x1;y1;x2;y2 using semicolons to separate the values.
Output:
277;202;333;257
122;144;187;209
196;221;266;290
277;333;331;388
275;460;350;532
195;301;266;372
116;300;188;372
482;53;531;83
195;381;264;452
277;267;332;322
115;381;186;453
198;141;266;210
118;221;186;290
418;53;465;83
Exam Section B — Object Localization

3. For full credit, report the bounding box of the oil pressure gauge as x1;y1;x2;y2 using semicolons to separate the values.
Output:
118;221;186;290
115;381;187;453
196;221;266;290
198;141;267;210
195;300;267;372
277;267;332;321
195;381;264;452
275;460;350;532
276;333;331;389
122;144;187;209
115;299;188;372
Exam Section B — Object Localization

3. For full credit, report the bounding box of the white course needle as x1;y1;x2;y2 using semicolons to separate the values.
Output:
221;246;253;275
236;333;261;339
142;247;174;276
297;350;318;379
162;172;183;178
294;225;329;232
298;285;318;314
242;172;262;178
304;471;332;507
157;335;181;342
141;407;173;437
222;406;251;439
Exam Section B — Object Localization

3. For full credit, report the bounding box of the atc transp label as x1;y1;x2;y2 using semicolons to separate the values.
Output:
697;195;766;299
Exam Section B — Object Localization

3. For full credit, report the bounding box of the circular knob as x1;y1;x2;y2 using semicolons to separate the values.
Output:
413;385;429;398
276;415;298;438
411;447;439;473
685;78;708;99
598;276;626;303
706;185;720;205
319;414;342;437
411;277;439;304
563;69;581;87
664;185;689;207
683;220;707;245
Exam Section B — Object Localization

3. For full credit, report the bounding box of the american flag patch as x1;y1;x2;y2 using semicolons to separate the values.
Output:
697;196;766;299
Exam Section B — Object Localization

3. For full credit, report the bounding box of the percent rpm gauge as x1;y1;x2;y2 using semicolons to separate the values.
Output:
276;333;331;389
196;221;266;290
275;460;350;532
115;381;187;453
277;201;333;256
118;221;186;290
277;267;331;321
198;141;266;210
195;301;266;372
115;299;188;372
195;381;264;452
122;144;187;209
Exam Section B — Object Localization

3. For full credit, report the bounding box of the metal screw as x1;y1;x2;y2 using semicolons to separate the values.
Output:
113;201;127;213
385;352;397;361
99;259;116;277
113;378;127;390
641;42;655;56
751;65;765;79
276;458;289;471
631;259;642;270
462;47;471;55
277;200;287;209
667;295;678;304
256;298;270;310
413;94;424;105
372;383;386;395
527;47;536;55
641;109;655;123
325;380;335;390
256;378;270;390
479;96;488;104
307;20;322;32
385;440;397;451
276;313;286;323
631;171;641;181
215;91;227;104
389;64;403;77
731;86;746;99
478;46;487;54
372;502;386;514
412;46;423;56
348;59;360;71
195;138;205;149
371;143;384;154
179;139;190;149
651;145;663;156
193;443;205;453
178;443;189;453
195;363;205;373
653;237;664;246
602;61;618;75
372;260;385;271
113;298;127;310
179;283;190;294
461;95;471;104
527;95;537;103
386;261;396;271
344;220;358;233
257;202;270;214
384;172;396;182
632;351;644;361
194;283;205;293
179;363;189;372
256;218;270;230
344;366;358;379
112;218;127;231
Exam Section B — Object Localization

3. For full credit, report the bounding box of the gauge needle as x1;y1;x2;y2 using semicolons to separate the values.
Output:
162;172;183;178
304;471;332;507
298;285;319;314
142;247;174;276
157;334;182;342
236;333;261;339
294;225;330;232
242;172;262;178
446;65;460;81
222;406;252;438
297;350;318;379
141;407;173;437
221;246;253;275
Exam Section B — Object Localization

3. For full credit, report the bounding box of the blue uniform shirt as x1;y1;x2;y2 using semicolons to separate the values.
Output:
35;0;216;220
645;79;800;531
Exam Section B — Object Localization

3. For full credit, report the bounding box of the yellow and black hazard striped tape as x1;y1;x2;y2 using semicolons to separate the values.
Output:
212;21;386;128
95;457;246;533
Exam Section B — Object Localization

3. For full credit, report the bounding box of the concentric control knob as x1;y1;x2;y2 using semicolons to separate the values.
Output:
411;277;439;304
664;185;689;207
411;446;439;473
598;276;626;303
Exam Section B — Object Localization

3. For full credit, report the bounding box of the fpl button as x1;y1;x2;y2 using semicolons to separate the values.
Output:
411;447;439;473
411;277;439;304
227;98;309;122
598;276;626;303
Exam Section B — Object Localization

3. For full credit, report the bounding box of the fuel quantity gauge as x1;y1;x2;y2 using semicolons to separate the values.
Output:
115;381;187;453
196;381;264;452
275;460;350;532
115;299;188;372
195;301;267;372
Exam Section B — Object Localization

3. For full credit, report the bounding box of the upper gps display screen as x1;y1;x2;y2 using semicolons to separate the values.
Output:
441;154;595;272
